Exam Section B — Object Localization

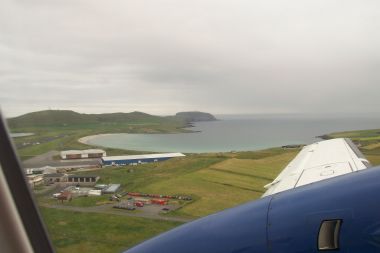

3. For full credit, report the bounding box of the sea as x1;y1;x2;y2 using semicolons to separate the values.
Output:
84;114;380;153
10;133;34;138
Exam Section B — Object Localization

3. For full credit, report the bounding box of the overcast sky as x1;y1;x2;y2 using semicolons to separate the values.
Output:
1;0;380;117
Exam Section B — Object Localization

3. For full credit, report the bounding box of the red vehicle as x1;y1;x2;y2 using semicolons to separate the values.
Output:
151;199;168;205
134;201;144;207
128;192;141;197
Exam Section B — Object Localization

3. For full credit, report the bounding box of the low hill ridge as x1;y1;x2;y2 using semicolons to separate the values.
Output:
7;110;162;128
7;110;216;128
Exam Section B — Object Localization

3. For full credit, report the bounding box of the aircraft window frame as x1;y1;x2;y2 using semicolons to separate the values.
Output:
318;219;342;251
0;112;55;253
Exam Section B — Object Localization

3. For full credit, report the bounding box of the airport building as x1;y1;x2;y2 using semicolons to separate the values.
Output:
101;153;186;166
60;149;106;159
27;174;44;188
67;175;100;186
25;166;58;175
44;173;67;184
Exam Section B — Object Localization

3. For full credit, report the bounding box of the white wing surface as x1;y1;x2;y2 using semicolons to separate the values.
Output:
262;138;371;197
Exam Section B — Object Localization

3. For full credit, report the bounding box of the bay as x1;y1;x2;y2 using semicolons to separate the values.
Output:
10;133;34;138
83;115;380;153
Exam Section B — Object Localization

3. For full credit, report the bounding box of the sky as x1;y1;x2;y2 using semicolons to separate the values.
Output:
1;0;380;117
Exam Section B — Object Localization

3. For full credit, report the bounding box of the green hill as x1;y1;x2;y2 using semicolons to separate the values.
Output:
8;110;189;159
7;110;174;128
8;110;217;128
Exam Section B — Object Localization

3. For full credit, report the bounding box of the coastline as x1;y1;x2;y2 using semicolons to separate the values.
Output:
76;119;380;153
78;133;123;145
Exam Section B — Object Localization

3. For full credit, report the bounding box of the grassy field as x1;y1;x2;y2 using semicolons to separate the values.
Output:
60;149;298;218
37;149;298;252
40;207;182;253
139;151;297;217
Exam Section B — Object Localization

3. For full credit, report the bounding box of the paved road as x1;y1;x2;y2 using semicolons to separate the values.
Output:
23;150;59;168
22;150;101;168
40;203;192;223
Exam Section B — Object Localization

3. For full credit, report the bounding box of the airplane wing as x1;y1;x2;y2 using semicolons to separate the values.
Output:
125;137;380;253
262;138;371;197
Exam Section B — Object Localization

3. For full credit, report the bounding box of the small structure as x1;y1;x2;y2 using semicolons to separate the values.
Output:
57;191;72;202
102;184;121;194
44;173;67;184
27;174;44;188
94;184;108;190
101;153;185;166
60;149;106;160
88;189;102;196
42;166;58;174
26;166;58;175
67;175;99;186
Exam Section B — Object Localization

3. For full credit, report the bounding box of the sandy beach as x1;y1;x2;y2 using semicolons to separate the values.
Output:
78;133;122;145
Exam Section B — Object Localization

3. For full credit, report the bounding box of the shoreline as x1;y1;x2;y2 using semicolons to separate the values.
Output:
77;132;305;154
78;133;124;145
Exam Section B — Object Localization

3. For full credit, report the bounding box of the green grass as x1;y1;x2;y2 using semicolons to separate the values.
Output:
56;151;297;219
64;196;112;207
233;147;300;160
327;129;380;139
139;152;297;217
40;207;182;253
78;156;225;192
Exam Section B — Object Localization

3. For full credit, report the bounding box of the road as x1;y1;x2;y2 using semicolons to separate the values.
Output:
40;203;192;223
22;150;101;168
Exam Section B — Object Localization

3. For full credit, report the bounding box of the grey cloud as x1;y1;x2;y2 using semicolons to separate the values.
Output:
1;0;380;117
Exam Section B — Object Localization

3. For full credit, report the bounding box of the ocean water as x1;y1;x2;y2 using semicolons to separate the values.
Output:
85;115;380;153
10;133;34;138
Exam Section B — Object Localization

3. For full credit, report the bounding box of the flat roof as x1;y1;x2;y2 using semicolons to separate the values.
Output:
44;173;65;178
102;153;185;162
68;175;99;178
61;149;106;155
103;184;121;192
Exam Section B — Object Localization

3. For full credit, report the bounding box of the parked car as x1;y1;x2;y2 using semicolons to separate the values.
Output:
135;201;144;207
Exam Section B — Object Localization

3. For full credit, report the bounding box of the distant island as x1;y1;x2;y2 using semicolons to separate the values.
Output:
175;111;217;123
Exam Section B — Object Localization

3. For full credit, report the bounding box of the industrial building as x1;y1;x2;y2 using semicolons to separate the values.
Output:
26;166;58;175
67;175;100;186
60;149;106;159
44;173;67;184
101;153;186;166
27;174;44;188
